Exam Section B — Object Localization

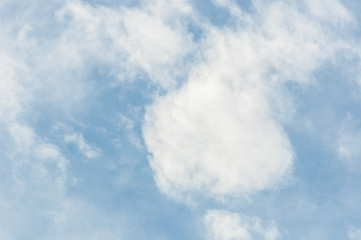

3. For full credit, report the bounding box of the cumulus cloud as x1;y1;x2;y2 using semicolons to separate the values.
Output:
143;0;355;201
204;210;279;240
144;78;293;199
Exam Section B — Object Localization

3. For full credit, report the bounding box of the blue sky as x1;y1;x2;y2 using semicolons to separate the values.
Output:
2;0;361;239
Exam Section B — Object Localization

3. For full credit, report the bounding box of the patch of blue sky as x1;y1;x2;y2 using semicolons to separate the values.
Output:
193;0;253;26
194;0;233;26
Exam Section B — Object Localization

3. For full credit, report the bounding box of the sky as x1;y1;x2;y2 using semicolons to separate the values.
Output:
2;0;361;239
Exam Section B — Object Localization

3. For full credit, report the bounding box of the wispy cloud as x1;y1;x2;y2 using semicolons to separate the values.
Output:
349;228;361;240
64;132;101;159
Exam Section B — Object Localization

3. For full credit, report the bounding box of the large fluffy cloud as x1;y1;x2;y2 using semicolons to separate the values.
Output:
143;0;354;201
144;78;293;198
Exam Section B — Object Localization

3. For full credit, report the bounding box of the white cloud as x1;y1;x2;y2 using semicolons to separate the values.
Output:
64;132;101;159
57;0;194;89
0;0;195;122
204;210;279;240
143;0;355;201
144;78;293;199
